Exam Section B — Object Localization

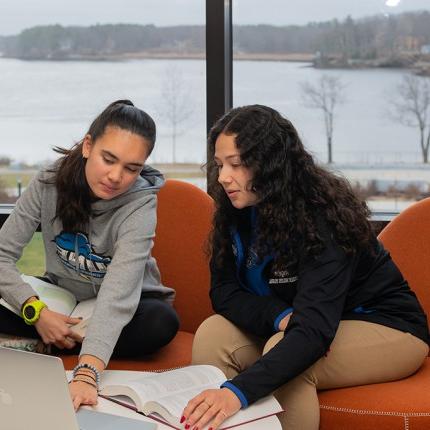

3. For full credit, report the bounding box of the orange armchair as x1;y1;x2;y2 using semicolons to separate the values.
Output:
318;197;430;430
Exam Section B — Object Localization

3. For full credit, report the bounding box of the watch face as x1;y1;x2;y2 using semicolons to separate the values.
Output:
24;305;36;319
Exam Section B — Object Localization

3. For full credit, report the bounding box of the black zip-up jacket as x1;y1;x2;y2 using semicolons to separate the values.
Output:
211;221;430;406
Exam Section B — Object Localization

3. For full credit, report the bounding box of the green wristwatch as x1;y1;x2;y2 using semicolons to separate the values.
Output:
22;300;47;325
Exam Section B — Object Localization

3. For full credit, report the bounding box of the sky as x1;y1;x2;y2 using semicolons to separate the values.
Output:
0;0;429;36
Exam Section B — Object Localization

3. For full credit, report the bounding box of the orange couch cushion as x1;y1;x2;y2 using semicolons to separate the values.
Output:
61;331;194;371
319;357;430;430
378;197;430;327
152;179;214;333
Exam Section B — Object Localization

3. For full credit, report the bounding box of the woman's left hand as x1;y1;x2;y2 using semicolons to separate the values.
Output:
69;380;98;411
182;388;241;430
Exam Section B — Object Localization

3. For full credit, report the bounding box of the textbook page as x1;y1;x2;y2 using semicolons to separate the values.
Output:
0;275;95;336
70;297;96;320
0;275;76;316
101;365;225;404
147;390;282;429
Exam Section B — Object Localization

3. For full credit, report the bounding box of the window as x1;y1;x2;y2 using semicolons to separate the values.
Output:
0;0;207;204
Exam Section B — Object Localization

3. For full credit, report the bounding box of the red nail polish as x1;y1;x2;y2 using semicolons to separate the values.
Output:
185;425;190;429
180;416;186;424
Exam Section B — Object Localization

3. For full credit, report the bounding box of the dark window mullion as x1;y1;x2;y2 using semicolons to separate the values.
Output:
206;0;233;136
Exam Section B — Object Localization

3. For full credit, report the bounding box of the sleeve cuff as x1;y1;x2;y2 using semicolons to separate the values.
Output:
220;381;249;408
274;307;293;331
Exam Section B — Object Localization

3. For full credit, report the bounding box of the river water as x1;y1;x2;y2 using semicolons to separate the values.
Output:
0;57;427;166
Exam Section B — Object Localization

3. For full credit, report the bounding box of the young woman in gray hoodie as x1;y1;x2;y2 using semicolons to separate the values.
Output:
0;100;178;409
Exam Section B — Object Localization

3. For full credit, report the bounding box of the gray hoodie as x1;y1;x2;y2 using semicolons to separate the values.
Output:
0;165;175;364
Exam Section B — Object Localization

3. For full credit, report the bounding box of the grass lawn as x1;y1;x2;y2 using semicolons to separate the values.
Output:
16;232;45;276
0;172;35;188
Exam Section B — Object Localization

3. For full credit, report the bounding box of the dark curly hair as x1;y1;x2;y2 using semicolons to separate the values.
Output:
207;104;373;269
45;99;156;232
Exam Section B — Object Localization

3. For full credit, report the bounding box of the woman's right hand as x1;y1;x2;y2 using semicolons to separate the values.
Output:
34;308;83;349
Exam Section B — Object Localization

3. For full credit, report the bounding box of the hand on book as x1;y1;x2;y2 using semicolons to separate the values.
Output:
69;379;98;411
182;388;241;430
35;308;83;349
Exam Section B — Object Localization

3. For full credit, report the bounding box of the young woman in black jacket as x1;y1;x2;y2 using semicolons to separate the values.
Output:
181;105;429;430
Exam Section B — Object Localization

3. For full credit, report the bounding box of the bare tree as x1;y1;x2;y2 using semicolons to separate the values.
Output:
387;74;430;163
300;75;346;164
157;64;194;163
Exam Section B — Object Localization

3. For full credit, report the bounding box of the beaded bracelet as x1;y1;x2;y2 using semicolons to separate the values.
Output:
71;377;99;391
72;363;100;386
72;373;96;383
74;371;97;383
76;368;97;378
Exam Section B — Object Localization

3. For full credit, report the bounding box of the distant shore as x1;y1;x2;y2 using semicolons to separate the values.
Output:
0;51;314;63
2;52;428;74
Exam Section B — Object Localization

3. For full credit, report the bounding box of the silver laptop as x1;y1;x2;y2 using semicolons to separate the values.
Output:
0;347;156;430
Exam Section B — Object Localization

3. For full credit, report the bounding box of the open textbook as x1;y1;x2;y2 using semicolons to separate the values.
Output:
99;365;283;429
0;275;95;337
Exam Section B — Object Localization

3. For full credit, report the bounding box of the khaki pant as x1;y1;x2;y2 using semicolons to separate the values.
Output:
192;314;429;430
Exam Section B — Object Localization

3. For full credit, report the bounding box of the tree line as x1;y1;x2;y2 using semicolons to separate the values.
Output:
0;24;205;59
0;11;430;61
